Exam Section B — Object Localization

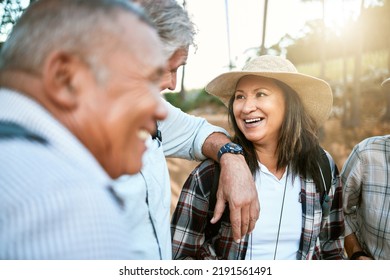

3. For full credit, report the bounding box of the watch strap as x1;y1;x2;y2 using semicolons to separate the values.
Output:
217;142;243;161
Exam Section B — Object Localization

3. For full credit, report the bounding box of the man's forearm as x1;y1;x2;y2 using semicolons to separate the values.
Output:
200;131;260;240
201;132;231;161
345;233;368;259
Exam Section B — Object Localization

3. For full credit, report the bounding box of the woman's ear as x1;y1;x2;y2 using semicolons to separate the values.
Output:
42;51;80;110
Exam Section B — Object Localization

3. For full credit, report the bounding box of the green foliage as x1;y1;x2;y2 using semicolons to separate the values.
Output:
0;0;26;41
164;88;225;112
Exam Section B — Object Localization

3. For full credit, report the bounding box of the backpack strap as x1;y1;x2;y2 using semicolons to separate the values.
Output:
318;148;337;216
208;162;220;213
318;148;331;197
0;121;47;144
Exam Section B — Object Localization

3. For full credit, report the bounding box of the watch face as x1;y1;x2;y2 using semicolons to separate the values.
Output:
218;142;243;161
227;143;242;152
229;143;240;151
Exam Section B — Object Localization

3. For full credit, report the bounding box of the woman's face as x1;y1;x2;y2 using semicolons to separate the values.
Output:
233;75;286;147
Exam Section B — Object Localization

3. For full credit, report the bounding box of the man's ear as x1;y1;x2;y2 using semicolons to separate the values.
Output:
42;51;81;110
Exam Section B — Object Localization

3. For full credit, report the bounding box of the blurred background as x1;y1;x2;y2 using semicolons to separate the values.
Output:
2;0;389;214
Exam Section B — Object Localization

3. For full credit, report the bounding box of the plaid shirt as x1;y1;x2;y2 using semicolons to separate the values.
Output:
341;135;390;260
171;156;345;260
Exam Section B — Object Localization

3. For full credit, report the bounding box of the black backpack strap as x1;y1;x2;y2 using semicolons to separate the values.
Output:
0;121;47;144
208;162;220;212
318;148;336;216
151;121;162;141
318;148;331;196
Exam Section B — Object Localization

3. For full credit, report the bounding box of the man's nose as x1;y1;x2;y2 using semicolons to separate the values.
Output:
160;72;177;91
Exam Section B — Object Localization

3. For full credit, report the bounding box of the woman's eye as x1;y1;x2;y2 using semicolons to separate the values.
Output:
235;94;244;100
256;92;266;97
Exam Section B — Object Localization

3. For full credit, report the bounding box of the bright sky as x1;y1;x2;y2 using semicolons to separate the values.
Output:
1;0;364;91
181;0;363;90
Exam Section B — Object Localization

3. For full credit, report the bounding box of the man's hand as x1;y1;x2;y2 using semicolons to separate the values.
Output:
211;153;260;242
345;233;374;260
200;132;260;242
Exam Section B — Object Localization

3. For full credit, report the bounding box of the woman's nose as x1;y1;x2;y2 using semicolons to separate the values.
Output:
242;98;257;113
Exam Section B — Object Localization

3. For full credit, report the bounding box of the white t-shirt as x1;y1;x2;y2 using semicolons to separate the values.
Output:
245;163;302;260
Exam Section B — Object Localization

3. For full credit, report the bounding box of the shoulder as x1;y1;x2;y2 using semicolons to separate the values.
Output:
157;98;190;125
347;135;390;163
355;135;390;151
157;98;206;133
320;148;338;175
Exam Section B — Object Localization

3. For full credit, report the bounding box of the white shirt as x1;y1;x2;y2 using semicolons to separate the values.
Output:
113;99;228;259
245;163;302;260
0;89;134;259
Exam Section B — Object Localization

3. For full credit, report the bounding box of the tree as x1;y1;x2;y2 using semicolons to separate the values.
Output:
259;0;268;55
345;0;365;127
0;0;33;49
300;0;326;78
381;0;390;121
224;0;233;70
179;0;187;100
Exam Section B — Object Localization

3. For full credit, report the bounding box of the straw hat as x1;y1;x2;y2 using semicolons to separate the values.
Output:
381;77;390;87
205;55;333;126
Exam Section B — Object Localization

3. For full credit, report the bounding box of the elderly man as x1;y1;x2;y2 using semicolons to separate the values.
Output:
113;0;259;259
341;77;390;260
0;0;166;259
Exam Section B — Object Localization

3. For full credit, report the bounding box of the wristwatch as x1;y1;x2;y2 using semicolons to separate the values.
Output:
217;142;244;161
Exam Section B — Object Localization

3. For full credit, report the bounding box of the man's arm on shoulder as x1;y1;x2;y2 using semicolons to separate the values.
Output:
159;101;259;241
202;132;259;242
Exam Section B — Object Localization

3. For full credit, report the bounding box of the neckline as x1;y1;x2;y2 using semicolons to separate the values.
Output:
258;161;288;181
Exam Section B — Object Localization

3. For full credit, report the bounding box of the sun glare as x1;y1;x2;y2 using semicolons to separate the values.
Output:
324;0;373;34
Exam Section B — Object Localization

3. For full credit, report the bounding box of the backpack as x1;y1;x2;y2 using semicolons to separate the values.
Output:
205;148;334;240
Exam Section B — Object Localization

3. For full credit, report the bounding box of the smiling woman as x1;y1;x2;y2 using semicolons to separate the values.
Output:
171;55;345;260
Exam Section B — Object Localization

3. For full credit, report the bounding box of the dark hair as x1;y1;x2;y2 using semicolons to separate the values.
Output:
228;78;323;190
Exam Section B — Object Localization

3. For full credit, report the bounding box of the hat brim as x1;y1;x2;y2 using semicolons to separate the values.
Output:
205;71;333;126
381;78;390;87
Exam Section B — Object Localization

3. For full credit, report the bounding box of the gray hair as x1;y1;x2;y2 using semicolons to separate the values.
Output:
134;0;196;57
0;0;152;82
